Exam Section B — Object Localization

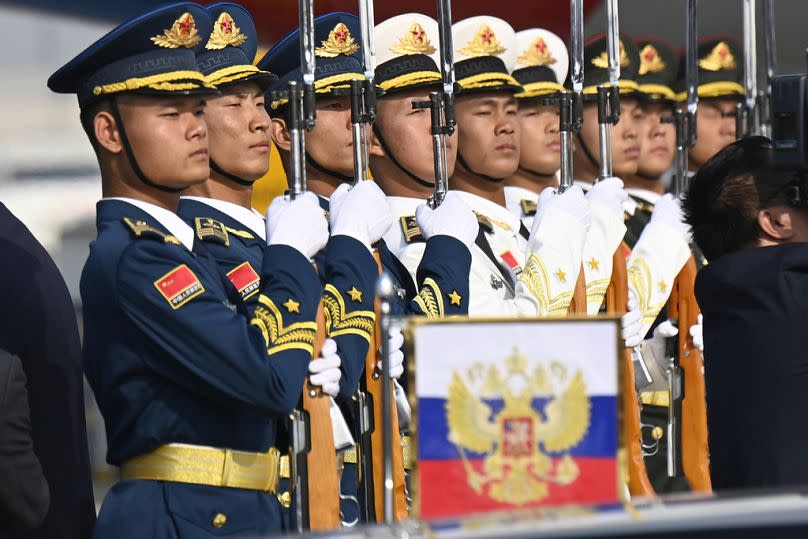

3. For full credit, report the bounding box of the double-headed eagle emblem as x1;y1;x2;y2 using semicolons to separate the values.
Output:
446;348;591;505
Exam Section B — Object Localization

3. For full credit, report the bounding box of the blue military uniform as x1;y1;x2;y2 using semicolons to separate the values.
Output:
48;4;325;537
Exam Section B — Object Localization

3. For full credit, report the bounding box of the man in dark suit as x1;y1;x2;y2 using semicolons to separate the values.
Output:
0;203;96;538
683;136;808;490
0;350;50;531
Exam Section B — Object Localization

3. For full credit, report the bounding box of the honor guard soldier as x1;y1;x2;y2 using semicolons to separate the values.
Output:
676;37;744;173
371;13;478;298
259;12;472;523
504;28;568;230
449;16;591;318
48;4;344;537
617;37;695;493
567;33;639;315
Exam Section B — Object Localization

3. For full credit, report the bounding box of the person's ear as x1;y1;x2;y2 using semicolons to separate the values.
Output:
758;206;795;241
367;124;385;158
94;111;124;154
270;117;291;152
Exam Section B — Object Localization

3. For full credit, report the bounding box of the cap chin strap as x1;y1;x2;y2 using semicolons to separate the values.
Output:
517;165;556;181
305;153;354;184
575;133;602;177
209;159;255;187
456;152;505;183
371;124;435;189
109;97;184;194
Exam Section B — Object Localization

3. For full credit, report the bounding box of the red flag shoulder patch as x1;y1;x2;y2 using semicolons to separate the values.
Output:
499;250;523;275
154;264;205;309
226;262;260;300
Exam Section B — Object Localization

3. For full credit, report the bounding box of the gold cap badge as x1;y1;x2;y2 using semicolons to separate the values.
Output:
459;25;506;57
390;22;437;55
698;41;736;72
517;36;556;67
315;23;360;58
591;40;630;69
639;44;666;75
151;12;202;49
205;12;248;50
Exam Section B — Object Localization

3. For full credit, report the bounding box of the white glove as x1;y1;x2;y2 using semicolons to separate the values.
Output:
265;192;328;259
531;185;592;241
309;338;342;397
585;176;628;221
329;181;394;251
415;192;478;249
377;327;405;380
690;314;704;352
649;193;691;241
621;292;643;348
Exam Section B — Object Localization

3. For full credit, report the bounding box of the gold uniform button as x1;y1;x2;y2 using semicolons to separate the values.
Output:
278;491;292;508
212;513;227;528
651;426;665;440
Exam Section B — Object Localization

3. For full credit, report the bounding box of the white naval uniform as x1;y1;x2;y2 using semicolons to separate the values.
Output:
382;196;427;286
455;190;585;317
574;180;628;315
504;185;539;230
624;189;690;339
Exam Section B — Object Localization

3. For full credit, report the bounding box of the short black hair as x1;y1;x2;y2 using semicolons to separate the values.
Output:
682;136;801;260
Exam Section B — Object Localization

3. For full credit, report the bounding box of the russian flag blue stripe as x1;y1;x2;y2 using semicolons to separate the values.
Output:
417;395;617;460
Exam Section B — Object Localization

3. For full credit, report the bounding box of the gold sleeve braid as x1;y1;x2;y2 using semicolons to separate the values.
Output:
627;258;667;325
322;284;375;343
250;296;318;356
518;254;574;318
413;277;445;319
585;278;611;311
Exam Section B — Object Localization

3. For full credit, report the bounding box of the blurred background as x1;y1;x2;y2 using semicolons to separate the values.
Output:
0;0;803;509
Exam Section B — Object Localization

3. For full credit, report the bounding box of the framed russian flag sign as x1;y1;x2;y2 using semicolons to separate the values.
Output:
407;316;623;522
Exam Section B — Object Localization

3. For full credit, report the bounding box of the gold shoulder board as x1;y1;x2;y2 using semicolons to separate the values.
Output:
194;217;230;247
400;215;425;244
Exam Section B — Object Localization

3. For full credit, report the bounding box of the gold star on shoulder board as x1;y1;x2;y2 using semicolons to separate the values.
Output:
587;257;600;271
347;286;363;302
554;268;567;283
658;280;668;293
448;290;462;306
283;299;300;313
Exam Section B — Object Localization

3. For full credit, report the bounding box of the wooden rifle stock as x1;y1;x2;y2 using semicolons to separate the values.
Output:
301;272;341;530
365;250;408;521
567;264;587;315
605;245;655;497
668;255;711;493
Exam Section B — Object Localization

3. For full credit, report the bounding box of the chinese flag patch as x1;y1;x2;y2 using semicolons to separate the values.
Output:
154;264;205;309
226;262;260;300
499;250;523;275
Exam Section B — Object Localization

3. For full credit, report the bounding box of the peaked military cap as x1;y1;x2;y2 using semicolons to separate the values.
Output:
635;38;678;102
258;12;365;110
511;28;568;99
452;16;521;94
48;2;217;107
374;13;442;94
675;36;744;100
572;33;639;98
196;2;276;90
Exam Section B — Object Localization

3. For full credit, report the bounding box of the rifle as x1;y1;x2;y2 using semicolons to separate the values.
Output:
595;0;655;496
562;0;587;315
665;0;711;492
351;0;409;522
283;0;348;527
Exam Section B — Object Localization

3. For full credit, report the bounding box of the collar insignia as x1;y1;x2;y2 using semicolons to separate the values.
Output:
639;44;666;75
205;12;248;50
517;36;556;67
151;12;202;49
698;41;736;72
391;22;437;55
591;40;630;69
459;25;506;57
315;23;360;58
